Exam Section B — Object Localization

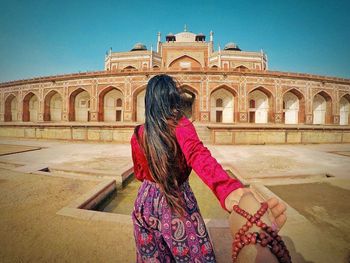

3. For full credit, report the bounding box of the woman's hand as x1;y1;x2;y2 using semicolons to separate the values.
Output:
267;197;287;230
225;188;288;231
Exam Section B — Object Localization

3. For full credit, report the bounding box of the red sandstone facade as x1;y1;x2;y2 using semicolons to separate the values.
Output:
1;29;349;126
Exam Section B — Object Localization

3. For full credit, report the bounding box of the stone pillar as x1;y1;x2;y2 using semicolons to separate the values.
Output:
274;80;283;123
305;83;313;125
0;92;4;122
123;111;133;122
200;77;210;123
200;112;209;122
89;111;98;121
305;114;313;124
37;89;44;122
238;77;248;123
18;90;23;121
239;112;248;122
124;77;133;122
274;113;283;123
333;115;340;125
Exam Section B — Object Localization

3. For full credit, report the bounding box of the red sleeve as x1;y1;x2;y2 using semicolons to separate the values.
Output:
175;117;243;211
130;134;141;181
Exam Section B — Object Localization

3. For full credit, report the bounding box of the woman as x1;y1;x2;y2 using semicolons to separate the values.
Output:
131;74;287;262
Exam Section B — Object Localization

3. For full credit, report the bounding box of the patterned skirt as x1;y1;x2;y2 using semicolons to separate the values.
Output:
131;179;217;263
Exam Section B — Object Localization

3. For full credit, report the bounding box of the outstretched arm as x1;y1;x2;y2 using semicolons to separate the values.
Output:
175;117;243;211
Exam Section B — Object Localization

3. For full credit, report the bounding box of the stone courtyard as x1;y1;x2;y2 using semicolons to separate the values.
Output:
0;138;349;262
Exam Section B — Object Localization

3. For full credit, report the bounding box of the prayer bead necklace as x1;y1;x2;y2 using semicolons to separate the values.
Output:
232;202;292;263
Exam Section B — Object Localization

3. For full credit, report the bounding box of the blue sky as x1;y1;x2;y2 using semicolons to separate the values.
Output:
0;0;349;82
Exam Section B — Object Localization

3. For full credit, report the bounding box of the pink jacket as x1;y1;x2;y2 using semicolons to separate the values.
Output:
130;116;243;211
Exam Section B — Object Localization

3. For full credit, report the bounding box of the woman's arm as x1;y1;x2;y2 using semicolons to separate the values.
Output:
175;117;243;211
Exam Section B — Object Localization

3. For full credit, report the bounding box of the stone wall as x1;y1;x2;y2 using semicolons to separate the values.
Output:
0;124;349;145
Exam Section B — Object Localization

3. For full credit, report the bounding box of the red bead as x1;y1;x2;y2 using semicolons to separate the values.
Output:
251;236;256;244
260;232;266;239
237;242;243;249
235;233;240;239
246;221;253;227
256;220;262;227
261;223;267;229
242;225;248;232
261;239;268;247
277;250;284;258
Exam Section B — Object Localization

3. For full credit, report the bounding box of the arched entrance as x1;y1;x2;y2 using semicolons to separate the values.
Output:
98;87;123;122
210;87;236;123
248;87;273;124
23;92;38;122
339;94;350;125
169;55;202;70
313;91;332;124
69;88;90;121
283;89;305;124
44;91;62;121
4;94;18;122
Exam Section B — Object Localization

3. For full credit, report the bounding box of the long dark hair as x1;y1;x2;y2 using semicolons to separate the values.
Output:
136;74;187;216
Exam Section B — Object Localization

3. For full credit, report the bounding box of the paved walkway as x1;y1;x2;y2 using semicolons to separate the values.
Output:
0;138;349;262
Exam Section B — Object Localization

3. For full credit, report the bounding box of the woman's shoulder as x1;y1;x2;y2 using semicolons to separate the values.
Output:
177;115;193;126
131;124;145;143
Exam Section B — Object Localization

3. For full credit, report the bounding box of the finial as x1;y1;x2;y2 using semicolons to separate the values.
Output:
210;30;213;42
184;24;187;32
157;32;161;42
218;44;221;52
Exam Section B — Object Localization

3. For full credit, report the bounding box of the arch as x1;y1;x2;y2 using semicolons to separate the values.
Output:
339;94;350;125
179;84;199;121
98;86;124;122
168;55;202;70
216;98;223;107
4;94;17;122
132;85;147;122
123;65;137;71
210;85;238;123
152;65;160;70
23;92;39;122
44;90;62;121
282;88;305;124
210;89;235;123
69;88;90;121
312;91;332;124
235;65;249;70
210;65;218;70
248;86;274;123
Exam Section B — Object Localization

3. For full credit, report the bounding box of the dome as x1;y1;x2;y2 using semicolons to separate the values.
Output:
166;32;174;36
224;42;241;51
197;33;205;36
131;43;147;51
